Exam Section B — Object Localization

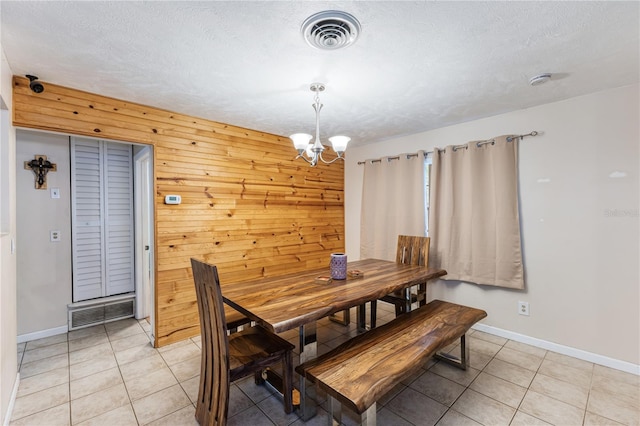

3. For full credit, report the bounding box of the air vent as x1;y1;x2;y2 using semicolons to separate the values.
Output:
68;294;135;330
301;10;361;50
105;299;135;321
71;306;106;329
529;73;552;86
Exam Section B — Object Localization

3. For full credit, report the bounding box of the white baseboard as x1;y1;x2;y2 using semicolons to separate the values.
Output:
3;372;19;426
473;323;640;376
17;325;68;344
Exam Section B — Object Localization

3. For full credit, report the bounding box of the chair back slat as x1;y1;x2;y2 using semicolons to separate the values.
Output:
192;259;231;426
396;235;430;267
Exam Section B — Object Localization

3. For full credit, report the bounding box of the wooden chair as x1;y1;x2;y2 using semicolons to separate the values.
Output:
191;258;295;426
370;235;430;328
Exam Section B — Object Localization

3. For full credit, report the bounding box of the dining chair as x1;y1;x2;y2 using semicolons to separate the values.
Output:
370;235;430;328
191;258;295;426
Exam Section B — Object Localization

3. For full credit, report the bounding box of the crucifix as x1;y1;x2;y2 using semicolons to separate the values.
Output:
24;155;57;189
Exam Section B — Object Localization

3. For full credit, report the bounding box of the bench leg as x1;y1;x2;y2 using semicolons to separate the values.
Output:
327;397;376;426
434;333;469;370
298;322;318;420
327;395;342;426
299;374;323;421
360;403;376;426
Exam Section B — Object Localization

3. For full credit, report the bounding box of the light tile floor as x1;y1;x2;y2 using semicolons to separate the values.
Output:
12;303;640;426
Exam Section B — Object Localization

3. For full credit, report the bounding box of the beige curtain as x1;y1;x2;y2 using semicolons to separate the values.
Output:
428;136;524;289
361;153;426;261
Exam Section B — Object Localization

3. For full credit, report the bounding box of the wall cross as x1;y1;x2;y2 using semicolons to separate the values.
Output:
24;155;57;189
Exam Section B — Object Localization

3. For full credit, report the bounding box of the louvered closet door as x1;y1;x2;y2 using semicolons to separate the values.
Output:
104;142;134;296
71;138;134;302
71;140;104;301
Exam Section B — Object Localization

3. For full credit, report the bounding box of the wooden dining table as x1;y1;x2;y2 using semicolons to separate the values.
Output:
220;258;447;419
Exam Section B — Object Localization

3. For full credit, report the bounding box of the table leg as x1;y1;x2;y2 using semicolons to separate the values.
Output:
298;321;318;421
403;287;412;314
419;283;427;307
328;310;350;325
357;304;367;332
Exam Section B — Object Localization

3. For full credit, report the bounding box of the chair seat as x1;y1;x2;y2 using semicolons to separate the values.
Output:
229;326;295;378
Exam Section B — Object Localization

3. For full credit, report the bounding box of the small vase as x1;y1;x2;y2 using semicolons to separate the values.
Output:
330;253;347;280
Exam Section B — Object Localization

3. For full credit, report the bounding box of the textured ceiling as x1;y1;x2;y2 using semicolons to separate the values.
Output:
1;1;638;147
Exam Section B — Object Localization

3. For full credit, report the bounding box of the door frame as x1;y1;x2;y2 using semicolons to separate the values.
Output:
134;146;154;336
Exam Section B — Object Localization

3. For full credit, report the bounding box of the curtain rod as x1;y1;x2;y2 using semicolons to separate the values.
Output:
357;131;539;165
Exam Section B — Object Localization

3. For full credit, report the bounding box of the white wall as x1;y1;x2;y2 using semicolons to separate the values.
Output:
345;84;639;366
0;45;18;422
16;131;72;335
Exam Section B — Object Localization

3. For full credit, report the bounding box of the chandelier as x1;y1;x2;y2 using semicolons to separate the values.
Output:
290;83;350;167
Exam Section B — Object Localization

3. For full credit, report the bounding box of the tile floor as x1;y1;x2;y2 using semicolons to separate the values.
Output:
11;303;640;426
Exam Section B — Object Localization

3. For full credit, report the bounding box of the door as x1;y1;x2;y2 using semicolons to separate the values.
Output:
134;147;154;321
71;138;134;301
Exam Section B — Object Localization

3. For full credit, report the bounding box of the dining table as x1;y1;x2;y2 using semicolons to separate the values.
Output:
220;258;447;419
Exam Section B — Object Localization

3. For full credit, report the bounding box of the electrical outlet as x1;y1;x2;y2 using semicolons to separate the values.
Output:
518;301;530;316
50;230;61;242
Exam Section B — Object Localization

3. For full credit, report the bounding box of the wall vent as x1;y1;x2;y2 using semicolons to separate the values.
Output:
68;294;135;330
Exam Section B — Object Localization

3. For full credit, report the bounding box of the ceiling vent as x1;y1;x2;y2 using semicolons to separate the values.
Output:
529;73;552;86
301;11;361;50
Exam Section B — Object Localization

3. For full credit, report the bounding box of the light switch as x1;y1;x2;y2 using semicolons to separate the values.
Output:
51;188;60;199
50;230;61;242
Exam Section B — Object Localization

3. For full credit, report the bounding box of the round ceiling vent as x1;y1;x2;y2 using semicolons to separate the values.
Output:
301;10;361;50
529;73;552;86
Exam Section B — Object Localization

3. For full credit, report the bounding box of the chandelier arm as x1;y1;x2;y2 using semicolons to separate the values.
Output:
318;152;345;164
295;152;320;167
295;153;314;164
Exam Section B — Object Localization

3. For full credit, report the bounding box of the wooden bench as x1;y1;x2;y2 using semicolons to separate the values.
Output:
295;300;487;425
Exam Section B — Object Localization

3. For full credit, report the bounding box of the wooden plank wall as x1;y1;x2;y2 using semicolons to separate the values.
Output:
12;76;345;346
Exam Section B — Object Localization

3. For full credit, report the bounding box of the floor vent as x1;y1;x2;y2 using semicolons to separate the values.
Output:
68;294;135;330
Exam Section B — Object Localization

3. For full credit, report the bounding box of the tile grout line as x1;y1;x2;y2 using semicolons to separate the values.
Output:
67;334;72;426
511;343;545;426
110;332;141;426
440;333;504;426
156;336;200;425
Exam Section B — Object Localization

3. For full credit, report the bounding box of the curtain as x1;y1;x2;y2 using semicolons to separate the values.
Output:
428;136;524;289
360;152;426;261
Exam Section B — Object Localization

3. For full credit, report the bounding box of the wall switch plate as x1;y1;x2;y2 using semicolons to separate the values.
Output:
518;301;530;316
50;230;61;242
51;188;60;199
